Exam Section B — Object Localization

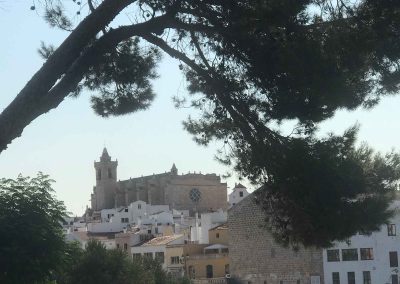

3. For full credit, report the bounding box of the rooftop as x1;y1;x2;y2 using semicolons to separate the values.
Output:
142;234;184;246
209;223;228;231
205;244;228;250
234;183;247;189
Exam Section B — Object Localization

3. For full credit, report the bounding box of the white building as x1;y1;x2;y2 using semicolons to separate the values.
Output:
87;220;125;233
190;209;227;244
228;183;249;207
323;201;400;284
90;201;172;233
62;216;87;231
65;231;116;249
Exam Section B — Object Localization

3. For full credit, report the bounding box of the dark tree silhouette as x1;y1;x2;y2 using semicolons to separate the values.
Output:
1;0;400;247
0;173;67;283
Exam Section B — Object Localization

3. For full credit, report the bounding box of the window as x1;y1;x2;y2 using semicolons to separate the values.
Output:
147;229;151;234
124;208;128;212
116;244;120;249
108;168;112;178
390;251;398;267
239;191;244;197
138;204;142;209
96;169;101;180
124;243;128;251
155;252;164;263
342;249;358;261
347;272;355;284
392;275;399;284
216;233;220;238
360;248;374;260
332;272;340;284
171;256;180;264
144;252;153;259
327;249;340;262
121;217;129;223
132;253;141;260
363;271;371;284
388;224;397;236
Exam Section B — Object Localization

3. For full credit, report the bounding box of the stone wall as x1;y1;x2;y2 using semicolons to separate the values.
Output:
117;173;227;214
228;195;324;284
166;174;228;213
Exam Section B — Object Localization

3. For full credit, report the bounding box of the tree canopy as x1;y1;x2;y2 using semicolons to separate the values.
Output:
58;240;188;284
0;174;188;283
0;173;67;283
1;0;400;247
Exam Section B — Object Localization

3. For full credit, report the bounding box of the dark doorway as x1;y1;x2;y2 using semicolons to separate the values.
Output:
206;265;213;278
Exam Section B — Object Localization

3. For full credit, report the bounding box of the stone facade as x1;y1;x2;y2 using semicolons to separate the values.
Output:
91;148;227;214
228;194;324;284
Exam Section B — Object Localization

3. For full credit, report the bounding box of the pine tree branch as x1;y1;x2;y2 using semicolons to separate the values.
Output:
137;32;266;149
44;14;173;109
0;0;139;153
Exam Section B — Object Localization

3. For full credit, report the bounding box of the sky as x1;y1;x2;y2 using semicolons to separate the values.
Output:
1;1;400;215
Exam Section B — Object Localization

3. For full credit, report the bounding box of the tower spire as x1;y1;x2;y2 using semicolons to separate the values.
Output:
171;163;178;175
100;147;111;162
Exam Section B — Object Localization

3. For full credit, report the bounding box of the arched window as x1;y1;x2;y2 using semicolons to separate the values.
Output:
96;169;101;180
108;168;112;178
225;264;230;274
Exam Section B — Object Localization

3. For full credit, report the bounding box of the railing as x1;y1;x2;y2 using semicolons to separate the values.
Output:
188;253;228;260
191;278;227;284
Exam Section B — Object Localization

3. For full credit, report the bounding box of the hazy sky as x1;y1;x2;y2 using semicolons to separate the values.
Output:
1;1;400;215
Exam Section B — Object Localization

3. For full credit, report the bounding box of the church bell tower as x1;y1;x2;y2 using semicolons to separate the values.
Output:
91;148;118;210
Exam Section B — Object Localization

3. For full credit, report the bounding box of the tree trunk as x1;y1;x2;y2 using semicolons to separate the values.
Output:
0;0;133;153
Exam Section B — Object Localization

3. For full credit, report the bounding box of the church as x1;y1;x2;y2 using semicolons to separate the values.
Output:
90;148;228;214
